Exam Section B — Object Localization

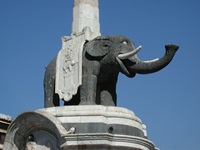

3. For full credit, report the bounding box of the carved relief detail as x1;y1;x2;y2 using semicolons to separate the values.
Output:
55;27;95;102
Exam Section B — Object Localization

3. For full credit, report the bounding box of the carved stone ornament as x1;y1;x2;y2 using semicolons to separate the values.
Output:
55;27;97;102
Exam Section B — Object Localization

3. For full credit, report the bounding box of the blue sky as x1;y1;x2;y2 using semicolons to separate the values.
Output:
1;1;200;150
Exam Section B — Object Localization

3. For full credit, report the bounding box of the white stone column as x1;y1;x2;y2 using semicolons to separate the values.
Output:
72;0;101;37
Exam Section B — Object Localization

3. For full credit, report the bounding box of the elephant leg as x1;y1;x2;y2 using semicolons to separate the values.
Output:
44;76;60;107
79;75;97;105
100;83;117;106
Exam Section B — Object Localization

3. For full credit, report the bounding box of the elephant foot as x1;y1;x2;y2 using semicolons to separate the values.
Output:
100;90;116;106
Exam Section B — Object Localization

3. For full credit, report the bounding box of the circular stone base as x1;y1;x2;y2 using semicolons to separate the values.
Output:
3;106;159;150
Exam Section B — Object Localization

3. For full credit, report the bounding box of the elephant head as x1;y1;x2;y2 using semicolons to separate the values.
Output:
85;36;179;78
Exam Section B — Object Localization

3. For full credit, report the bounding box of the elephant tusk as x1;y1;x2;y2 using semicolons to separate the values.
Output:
118;45;142;60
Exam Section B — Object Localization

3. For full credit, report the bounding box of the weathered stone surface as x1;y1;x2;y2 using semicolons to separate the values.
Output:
41;105;146;137
3;110;68;150
3;106;159;150
72;0;100;37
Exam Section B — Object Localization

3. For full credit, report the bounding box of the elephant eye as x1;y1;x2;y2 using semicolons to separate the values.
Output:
122;41;128;45
102;44;110;49
100;40;112;50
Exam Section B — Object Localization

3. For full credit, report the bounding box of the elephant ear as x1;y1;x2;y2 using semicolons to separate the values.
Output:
86;39;112;57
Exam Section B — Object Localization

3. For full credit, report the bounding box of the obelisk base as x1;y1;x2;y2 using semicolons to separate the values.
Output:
3;106;159;150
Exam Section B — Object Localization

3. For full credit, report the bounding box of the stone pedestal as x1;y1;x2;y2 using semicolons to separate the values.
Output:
3;106;159;150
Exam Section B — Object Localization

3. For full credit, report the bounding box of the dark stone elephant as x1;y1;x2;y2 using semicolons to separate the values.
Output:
44;36;179;107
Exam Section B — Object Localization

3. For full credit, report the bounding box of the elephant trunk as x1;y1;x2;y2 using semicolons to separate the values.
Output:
128;44;179;74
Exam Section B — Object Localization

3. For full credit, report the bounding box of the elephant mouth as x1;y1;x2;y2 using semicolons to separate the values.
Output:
116;45;142;77
116;56;136;77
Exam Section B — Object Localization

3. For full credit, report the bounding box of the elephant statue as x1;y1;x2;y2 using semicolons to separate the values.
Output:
44;35;179;107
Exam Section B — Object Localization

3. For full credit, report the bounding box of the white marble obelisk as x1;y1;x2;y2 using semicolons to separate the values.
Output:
72;0;100;37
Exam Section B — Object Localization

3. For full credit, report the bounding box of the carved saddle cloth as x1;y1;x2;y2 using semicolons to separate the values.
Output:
55;27;98;102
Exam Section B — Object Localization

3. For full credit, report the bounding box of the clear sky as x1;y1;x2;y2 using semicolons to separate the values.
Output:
1;1;200;150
